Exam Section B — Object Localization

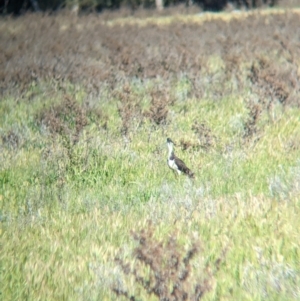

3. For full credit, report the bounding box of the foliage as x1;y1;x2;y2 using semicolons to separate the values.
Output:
1;9;300;301
112;223;225;301
0;0;284;14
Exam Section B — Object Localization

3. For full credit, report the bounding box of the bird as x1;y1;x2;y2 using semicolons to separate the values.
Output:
166;138;194;179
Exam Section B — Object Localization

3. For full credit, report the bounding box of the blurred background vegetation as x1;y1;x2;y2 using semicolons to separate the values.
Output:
3;0;298;15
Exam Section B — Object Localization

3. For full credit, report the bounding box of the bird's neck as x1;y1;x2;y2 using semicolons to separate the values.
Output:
167;143;174;158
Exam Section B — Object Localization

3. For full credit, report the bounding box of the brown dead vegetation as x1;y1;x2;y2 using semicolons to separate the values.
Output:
249;58;291;108
113;223;225;301
1;12;300;102
1;11;300;148
116;84;143;136
116;85;171;136
144;89;171;126
178;122;216;152
1;129;21;149
243;99;263;143
192;121;217;151
37;95;104;144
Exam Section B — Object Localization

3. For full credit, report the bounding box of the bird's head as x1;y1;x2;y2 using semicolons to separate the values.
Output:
167;137;175;145
166;138;176;153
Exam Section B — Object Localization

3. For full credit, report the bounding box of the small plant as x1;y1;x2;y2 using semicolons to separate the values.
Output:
112;223;223;301
191;121;217;151
37;95;87;144
144;89;169;126
243;99;262;143
249;58;290;107
1;129;21;149
116;84;143;136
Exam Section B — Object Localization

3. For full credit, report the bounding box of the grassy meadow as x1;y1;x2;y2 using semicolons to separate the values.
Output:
1;8;300;301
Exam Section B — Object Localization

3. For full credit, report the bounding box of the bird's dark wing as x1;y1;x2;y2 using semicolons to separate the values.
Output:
174;155;195;179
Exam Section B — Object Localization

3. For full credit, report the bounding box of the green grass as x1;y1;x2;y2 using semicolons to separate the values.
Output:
1;78;299;300
1;17;300;301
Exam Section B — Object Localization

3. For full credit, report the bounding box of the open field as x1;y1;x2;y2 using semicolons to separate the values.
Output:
1;8;300;301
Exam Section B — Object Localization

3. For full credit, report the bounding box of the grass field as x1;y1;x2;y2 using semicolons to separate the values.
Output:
1;7;300;301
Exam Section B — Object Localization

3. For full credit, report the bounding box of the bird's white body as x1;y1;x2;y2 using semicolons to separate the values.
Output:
168;158;182;174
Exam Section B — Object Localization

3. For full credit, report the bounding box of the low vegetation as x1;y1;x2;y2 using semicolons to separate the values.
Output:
1;8;300;301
